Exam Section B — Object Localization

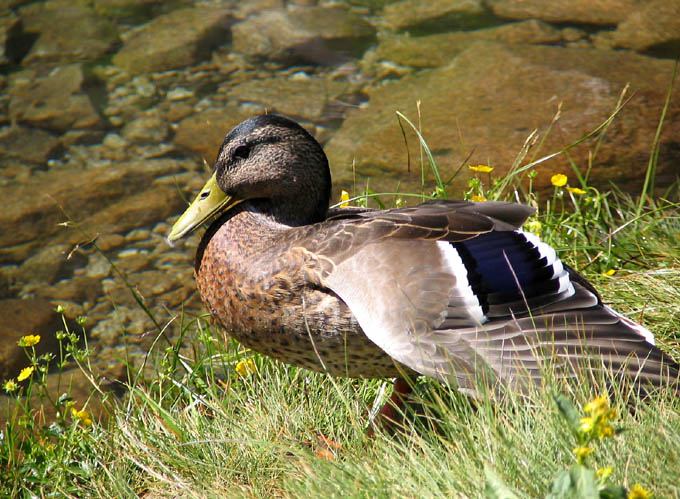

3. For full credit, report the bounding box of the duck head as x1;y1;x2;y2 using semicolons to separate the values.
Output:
168;114;331;241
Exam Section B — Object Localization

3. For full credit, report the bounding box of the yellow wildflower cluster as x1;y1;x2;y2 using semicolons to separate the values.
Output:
572;446;594;462
526;219;542;236
596;466;613;480
470;195;487;202
18;334;41;348
550;174;587;195
580;396;617;439
71;407;93;426
552;394;652;498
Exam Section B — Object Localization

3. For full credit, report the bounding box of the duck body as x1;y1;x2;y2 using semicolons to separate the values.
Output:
170;114;679;395
195;205;397;377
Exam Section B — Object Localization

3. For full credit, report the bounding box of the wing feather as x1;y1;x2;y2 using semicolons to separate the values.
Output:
317;201;678;395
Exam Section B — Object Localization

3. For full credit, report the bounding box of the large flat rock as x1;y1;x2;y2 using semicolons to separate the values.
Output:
8;65;104;132
231;5;375;64
486;0;637;25
18;0;119;66
325;41;680;198
113;7;233;74
0;159;190;264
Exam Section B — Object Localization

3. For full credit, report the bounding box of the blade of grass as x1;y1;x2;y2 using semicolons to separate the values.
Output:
396;110;446;199
636;59;678;218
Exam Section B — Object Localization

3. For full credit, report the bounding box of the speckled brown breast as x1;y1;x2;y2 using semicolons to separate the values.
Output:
194;208;405;378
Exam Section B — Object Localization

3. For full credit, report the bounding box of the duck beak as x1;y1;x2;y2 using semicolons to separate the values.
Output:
168;172;243;241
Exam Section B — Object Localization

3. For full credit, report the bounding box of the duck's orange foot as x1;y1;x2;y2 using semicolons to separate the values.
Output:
367;377;414;437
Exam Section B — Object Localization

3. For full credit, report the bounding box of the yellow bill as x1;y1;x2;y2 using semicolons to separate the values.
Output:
168;173;242;241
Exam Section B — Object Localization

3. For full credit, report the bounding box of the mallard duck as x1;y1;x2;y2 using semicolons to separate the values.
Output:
169;114;678;398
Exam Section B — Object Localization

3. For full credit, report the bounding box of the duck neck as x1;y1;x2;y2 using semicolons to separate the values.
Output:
247;195;329;227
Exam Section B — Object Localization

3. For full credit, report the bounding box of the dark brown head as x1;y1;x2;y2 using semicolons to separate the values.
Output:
214;114;331;226
168;114;332;242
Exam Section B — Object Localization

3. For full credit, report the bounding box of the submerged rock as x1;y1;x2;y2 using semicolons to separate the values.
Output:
173;106;254;162
383;0;496;34
8;65;104;132
18;0;119;66
231;6;376;65
486;0;636;25
0;297;62;381
0;158;191;264
370;20;562;69
0;125;62;166
121;115;170;145
0;10;21;66
113;7;233;74
225;73;353;121
608;0;680;56
326;41;680;196
20;244;85;288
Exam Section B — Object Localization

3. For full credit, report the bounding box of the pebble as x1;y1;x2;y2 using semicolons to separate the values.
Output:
96;234;126;252
125;229;152;242
167;87;194;101
132;76;156;97
102;133;129;150
85;253;111;279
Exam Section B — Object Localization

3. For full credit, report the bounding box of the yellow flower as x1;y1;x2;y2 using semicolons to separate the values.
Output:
573;446;594;462
468;165;494;173
526;220;542;235
3;379;18;393
18;334;41;347
339;190;350;208
470;195;487;202
71;407;92;426
584;396;609;415
235;359;257;377
603;269;616;276
627;484;652;499
17;366;35;382
596;466;613;480
551;174;568;187
598;423;615;439
566;186;587;195
579;416;595;433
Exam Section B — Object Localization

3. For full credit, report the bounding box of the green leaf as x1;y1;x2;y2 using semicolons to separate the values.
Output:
568;465;598;498
546;469;572;498
599;485;627;499
483;463;521;499
553;393;582;436
547;466;598;499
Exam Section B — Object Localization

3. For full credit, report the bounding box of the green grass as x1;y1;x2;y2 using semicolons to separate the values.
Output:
2;93;680;497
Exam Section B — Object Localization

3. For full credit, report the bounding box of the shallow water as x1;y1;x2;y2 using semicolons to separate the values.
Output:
0;0;678;396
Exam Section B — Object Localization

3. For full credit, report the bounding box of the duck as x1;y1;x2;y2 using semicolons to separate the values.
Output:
168;113;678;402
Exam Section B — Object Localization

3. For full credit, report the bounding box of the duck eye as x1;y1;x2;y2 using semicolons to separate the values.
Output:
233;145;251;160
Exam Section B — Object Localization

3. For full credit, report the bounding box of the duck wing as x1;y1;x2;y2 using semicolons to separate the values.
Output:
316;200;678;395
